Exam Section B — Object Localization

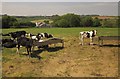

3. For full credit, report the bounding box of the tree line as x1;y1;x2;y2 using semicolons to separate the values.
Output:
2;14;35;28
1;14;118;28
52;13;118;28
52;14;101;27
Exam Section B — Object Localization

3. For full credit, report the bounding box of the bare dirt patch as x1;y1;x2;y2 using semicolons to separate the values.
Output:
2;37;119;77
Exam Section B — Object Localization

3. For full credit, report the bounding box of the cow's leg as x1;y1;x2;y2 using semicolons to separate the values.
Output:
16;45;20;54
27;48;30;58
29;47;32;57
62;41;64;47
80;36;84;45
90;37;93;45
32;46;35;51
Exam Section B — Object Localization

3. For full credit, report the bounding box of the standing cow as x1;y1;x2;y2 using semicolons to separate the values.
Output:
79;30;97;45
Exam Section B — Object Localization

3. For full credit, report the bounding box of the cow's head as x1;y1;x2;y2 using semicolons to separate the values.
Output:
92;30;97;37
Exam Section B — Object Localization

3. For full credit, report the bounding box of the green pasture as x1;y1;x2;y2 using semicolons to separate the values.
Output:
1;27;118;55
1;27;119;37
1;27;119;57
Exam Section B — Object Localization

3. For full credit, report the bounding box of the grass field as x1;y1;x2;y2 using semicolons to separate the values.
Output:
1;27;119;77
2;27;119;36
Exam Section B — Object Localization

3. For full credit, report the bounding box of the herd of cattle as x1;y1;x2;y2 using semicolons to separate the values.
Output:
1;31;54;56
1;30;97;57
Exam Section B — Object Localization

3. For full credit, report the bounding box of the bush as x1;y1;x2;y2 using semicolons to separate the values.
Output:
57;19;69;27
2;14;17;28
52;13;81;27
81;16;93;27
102;19;118;28
93;17;101;27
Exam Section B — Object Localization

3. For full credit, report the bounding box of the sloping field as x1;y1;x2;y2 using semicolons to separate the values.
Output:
2;27;119;77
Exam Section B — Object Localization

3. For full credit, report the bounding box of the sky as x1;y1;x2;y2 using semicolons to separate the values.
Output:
1;0;119;2
1;1;119;16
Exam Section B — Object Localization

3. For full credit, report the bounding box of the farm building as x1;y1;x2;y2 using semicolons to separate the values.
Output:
35;22;52;28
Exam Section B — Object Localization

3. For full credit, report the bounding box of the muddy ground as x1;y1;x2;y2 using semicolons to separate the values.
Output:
2;37;119;77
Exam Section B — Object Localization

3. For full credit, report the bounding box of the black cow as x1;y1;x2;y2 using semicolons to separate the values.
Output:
1;39;17;48
1;39;14;44
16;37;33;57
9;31;27;40
3;41;17;48
2;33;10;36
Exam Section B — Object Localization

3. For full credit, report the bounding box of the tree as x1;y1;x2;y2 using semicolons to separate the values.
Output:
57;19;69;27
81;16;93;27
52;13;81;27
2;14;17;28
93;17;101;27
62;13;81;27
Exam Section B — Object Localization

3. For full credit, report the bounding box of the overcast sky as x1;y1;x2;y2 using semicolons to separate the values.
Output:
1;0;119;2
2;1;119;16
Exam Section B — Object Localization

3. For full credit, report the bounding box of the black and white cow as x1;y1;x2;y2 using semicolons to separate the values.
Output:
9;31;27;40
27;33;42;41
16;37;33;57
79;30;97;45
38;33;53;39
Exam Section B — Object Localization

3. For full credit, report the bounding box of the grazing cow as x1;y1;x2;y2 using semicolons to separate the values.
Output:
16;37;33;57
79;30;97;45
38;33;53;39
9;31;27;40
27;33;41;41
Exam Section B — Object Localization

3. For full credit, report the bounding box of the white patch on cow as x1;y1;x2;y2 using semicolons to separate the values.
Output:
25;33;28;36
31;36;37;40
41;33;45;37
39;40;43;42
10;38;14;40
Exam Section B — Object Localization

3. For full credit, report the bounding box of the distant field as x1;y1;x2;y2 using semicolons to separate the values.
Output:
2;27;119;77
2;27;119;37
31;19;53;23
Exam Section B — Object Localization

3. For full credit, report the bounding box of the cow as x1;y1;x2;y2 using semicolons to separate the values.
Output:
1;39;17;48
27;33;42;41
16;37;33;57
3;41;17;48
1;33;10;36
1;39;14;45
38;33;53;39
79;30;97;45
9;31;27;40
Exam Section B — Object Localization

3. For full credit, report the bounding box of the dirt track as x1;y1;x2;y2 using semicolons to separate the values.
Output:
2;37;119;77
